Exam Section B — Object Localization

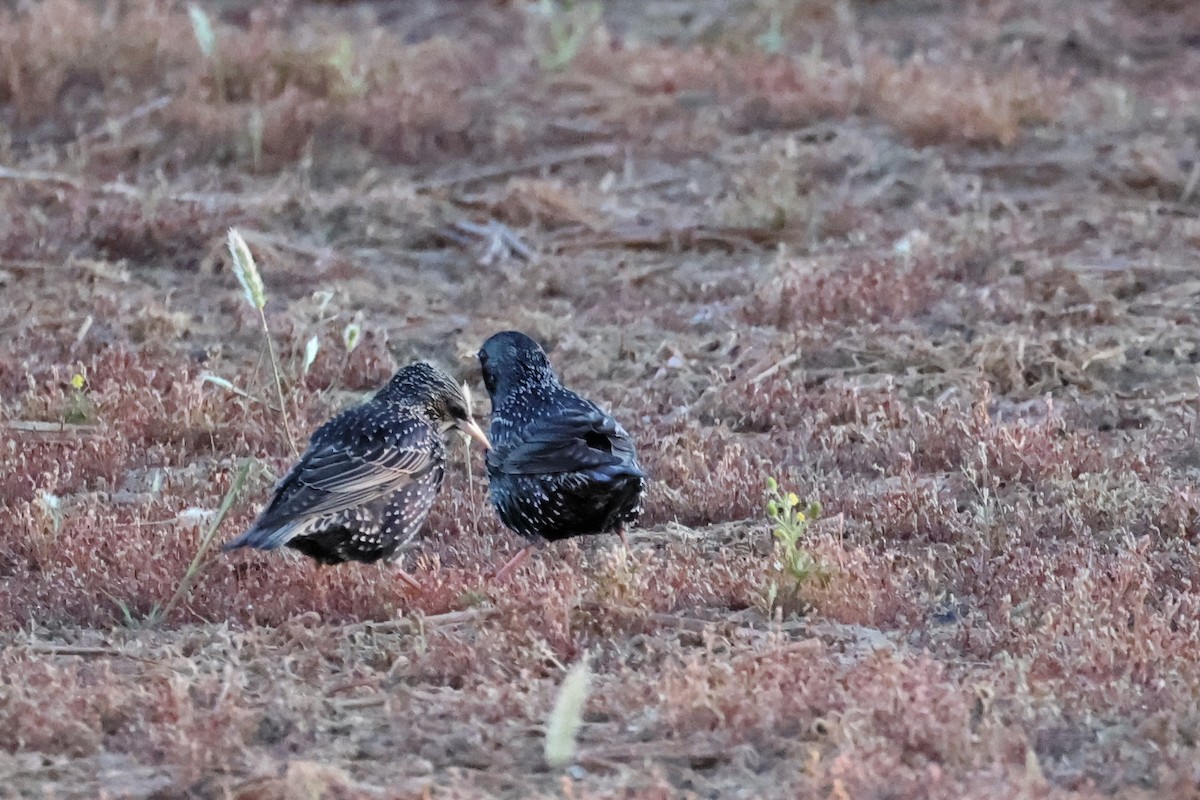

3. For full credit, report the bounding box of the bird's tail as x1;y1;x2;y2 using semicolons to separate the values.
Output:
221;520;298;553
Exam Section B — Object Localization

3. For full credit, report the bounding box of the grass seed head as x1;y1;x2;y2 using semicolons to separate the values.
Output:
227;228;266;311
545;654;592;768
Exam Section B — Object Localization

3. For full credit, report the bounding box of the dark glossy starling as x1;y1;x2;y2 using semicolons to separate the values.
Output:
478;331;645;580
222;361;490;585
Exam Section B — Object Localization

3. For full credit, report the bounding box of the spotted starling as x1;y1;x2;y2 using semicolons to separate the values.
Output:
222;361;490;585
478;331;645;579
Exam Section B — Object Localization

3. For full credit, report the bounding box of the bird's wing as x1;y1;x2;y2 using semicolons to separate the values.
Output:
266;416;441;518
493;405;641;476
301;432;435;494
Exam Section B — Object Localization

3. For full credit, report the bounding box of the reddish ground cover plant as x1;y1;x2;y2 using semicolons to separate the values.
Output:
4;0;1200;797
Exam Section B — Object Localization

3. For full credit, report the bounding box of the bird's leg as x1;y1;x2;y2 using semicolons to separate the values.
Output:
489;544;535;583
617;526;628;548
393;564;422;592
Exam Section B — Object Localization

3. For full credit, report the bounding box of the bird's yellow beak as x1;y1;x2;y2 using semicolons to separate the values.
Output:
460;418;491;450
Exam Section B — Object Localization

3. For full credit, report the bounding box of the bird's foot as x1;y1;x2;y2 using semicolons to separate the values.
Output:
488;544;534;583
617;527;629;548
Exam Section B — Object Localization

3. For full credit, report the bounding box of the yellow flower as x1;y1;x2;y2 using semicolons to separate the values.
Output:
786;492;800;508
70;373;85;390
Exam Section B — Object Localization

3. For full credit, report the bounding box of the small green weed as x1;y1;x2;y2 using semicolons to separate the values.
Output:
62;371;93;424
756;8;785;55
762;477;827;616
188;3;227;101
324;36;368;98
531;0;602;72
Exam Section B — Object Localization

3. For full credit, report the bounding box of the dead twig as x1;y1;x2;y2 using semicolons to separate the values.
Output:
0;165;274;210
449;219;536;264
0;165;138;197
412;143;620;191
749;352;801;385
79;96;172;145
340;607;495;636
330;695;388;711
579;740;730;764
24;643;124;657
71;314;94;353
421;609;495;626
4;419;102;437
550;223;778;253
22;642;155;663
325;678;381;697
643;612;718;634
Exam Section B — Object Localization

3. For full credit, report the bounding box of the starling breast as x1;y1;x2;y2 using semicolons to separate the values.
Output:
223;361;489;566
478;331;645;543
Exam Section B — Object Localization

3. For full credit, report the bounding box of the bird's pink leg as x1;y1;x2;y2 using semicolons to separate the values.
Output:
617;526;628;548
489;544;535;583
394;565;422;592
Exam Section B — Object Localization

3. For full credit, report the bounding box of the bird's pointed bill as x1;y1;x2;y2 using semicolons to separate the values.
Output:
462;418;491;450
459;381;492;450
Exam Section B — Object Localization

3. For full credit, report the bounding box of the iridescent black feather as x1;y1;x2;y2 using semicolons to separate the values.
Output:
479;331;645;544
223;361;487;565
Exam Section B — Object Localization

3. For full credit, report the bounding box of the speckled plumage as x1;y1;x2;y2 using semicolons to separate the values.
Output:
479;331;645;545
223;362;488;566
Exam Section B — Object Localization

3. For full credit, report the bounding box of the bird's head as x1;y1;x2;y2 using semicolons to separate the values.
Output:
477;330;556;399
384;362;490;449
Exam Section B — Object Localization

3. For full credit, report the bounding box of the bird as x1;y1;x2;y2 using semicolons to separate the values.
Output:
477;330;646;580
222;361;490;588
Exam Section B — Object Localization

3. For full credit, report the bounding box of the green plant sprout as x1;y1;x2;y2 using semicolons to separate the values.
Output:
342;321;361;354
756;8;785;55
325;36;368;97
762;476;827;616
63;371;93;424
188;4;227;100
533;0;602;72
